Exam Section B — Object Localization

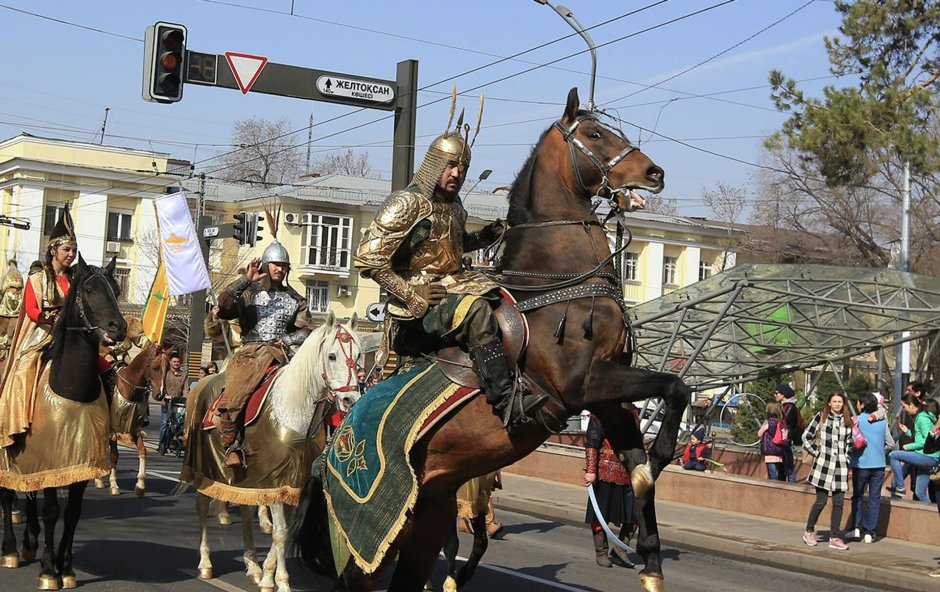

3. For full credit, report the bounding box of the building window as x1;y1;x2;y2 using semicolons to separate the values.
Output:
113;267;130;302
306;281;330;313
662;256;678;286
107;211;133;241
301;214;353;270
622;252;639;282
699;260;713;281
43;204;65;235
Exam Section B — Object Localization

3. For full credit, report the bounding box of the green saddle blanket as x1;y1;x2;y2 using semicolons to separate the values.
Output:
323;363;464;574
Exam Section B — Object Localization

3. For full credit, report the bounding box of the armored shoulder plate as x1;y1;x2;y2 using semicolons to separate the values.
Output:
374;189;430;233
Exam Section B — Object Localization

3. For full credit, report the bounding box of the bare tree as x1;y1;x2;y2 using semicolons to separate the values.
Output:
309;149;373;177
701;182;748;271
643;194;678;216
215;117;305;186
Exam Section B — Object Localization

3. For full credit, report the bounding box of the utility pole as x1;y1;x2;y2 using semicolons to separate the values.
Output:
306;112;313;171
98;107;110;144
894;161;911;418
186;173;209;379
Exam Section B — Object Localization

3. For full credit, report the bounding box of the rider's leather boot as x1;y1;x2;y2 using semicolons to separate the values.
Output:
217;410;244;468
470;339;548;428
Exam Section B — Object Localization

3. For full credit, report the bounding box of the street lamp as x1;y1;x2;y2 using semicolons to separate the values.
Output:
465;169;493;196
534;0;598;110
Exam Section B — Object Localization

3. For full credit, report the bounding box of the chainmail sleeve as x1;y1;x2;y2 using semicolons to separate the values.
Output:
283;296;314;346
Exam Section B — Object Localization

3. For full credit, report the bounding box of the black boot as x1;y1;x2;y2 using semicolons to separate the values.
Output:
470;340;548;428
592;530;612;568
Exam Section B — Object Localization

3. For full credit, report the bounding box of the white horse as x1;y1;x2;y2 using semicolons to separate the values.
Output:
180;311;362;592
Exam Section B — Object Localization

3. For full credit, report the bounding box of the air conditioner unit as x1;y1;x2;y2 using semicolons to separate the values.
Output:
336;285;353;297
284;212;300;225
105;241;121;253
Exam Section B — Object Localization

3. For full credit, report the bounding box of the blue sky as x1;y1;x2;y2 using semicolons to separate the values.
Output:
1;0;846;217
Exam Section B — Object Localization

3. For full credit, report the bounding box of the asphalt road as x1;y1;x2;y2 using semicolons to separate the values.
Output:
0;451;885;592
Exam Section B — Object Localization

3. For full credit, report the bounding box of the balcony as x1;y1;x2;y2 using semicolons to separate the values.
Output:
297;247;351;279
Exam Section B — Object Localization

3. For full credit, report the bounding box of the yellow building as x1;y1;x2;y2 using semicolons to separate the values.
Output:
0;134;742;329
0;134;179;302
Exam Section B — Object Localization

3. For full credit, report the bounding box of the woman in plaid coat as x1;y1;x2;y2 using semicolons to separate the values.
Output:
801;392;853;550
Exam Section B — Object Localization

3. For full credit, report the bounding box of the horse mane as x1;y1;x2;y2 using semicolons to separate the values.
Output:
269;319;360;434
43;265;88;364
505;109;594;227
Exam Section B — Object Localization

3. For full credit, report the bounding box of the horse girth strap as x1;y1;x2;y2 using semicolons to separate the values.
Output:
513;283;627;318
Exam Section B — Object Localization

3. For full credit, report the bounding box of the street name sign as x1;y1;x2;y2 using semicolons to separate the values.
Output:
315;75;395;105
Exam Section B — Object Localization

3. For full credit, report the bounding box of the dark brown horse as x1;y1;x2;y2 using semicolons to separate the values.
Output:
0;255;127;589
292;88;690;592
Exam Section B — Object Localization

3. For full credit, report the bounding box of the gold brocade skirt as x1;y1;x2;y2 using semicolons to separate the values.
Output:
181;373;325;506
0;346;46;448
456;471;498;518
0;372;110;491
109;391;147;438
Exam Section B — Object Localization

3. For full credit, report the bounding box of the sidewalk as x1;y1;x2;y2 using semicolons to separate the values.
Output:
495;472;939;592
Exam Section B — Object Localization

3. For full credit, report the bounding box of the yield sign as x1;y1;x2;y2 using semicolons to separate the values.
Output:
224;52;268;94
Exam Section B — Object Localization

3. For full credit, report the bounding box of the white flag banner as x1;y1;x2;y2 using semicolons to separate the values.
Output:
154;191;211;296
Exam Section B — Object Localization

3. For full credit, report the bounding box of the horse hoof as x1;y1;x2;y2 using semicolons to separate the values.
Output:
218;516;231;526
197;567;213;580
1;553;19;569
443;575;458;592
10;509;22;524
631;463;654;499
110;487;121;496
247;572;262;585
37;574;61;590
639;573;665;592
135;487;145;498
94;479;105;489
60;575;77;589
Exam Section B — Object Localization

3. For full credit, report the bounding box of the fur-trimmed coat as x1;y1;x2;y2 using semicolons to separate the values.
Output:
803;411;852;493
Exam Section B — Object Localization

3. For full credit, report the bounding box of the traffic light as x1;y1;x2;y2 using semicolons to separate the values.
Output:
233;211;247;245
142;22;187;103
247;212;264;247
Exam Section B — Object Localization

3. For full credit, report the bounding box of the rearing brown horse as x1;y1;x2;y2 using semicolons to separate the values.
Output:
293;88;690;592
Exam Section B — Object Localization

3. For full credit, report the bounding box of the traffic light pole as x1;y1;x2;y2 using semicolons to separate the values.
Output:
186;176;208;378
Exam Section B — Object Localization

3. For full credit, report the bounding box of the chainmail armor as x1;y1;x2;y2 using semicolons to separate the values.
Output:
241;290;297;343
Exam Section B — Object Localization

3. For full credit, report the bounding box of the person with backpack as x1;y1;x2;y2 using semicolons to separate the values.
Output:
847;392;895;543
758;401;788;481
775;383;804;483
802;391;853;551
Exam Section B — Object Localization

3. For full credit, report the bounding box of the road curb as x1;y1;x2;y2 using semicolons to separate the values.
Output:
495;494;932;592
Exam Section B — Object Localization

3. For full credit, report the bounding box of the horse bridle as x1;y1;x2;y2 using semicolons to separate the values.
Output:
115;346;164;397
320;326;360;403
553;114;639;201
67;268;118;337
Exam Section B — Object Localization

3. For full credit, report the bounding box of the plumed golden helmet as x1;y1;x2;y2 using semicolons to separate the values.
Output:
412;87;483;200
47;203;77;252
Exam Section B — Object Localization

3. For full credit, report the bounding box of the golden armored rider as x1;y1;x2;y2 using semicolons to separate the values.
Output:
355;96;548;429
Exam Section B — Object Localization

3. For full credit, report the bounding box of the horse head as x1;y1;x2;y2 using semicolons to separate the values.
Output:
319;310;362;413
70;254;127;345
556;87;664;204
145;344;173;397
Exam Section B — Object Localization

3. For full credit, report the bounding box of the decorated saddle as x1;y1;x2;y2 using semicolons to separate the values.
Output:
322;363;478;574
201;365;279;430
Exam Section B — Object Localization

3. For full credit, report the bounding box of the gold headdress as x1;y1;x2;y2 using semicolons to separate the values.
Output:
412;86;485;199
47;203;77;251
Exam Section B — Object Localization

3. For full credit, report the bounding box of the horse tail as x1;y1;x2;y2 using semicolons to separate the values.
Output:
289;468;336;578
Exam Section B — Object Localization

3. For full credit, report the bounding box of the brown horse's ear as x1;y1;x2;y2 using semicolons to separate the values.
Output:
562;87;580;125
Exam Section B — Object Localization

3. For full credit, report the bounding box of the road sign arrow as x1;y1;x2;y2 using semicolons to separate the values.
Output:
224;52;268;94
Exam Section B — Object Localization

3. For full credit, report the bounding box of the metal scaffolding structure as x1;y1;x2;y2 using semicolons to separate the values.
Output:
630;264;940;391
